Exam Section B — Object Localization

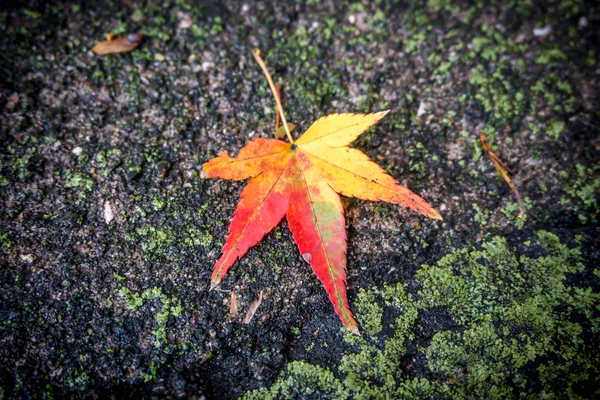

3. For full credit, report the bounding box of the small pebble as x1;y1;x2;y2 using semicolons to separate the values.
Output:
533;25;551;37
20;254;35;263
104;200;114;224
417;101;430;117
72;147;83;156
201;61;215;72
178;12;192;29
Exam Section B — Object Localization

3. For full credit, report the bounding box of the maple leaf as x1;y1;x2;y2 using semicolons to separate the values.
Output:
201;50;441;333
203;111;441;333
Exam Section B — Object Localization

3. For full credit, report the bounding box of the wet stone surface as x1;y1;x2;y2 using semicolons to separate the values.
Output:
1;1;599;399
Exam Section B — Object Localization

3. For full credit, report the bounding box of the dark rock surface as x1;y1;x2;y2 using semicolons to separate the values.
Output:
1;1;598;398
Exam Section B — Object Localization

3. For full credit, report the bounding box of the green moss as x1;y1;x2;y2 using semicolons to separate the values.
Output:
560;163;600;223
467;24;528;126
22;9;41;19
117;286;183;348
65;368;89;390
342;4;388;48
405;141;436;180
535;47;567;65
469;65;527;125
501;197;533;229
243;361;348;400
141;227;174;255
531;72;576;114
170;304;183;317
183;227;214;248
547;119;566;138
64;171;92;189
0;232;13;249
418;231;598;397
64;171;94;204
7;146;37;182
246;232;599;398
152;196;166;211
121;187;219;264
140;361;159;383
427;0;460;13
118;287;144;311
472;203;489;225
261;3;394;118
557;0;586;18
246;284;420;399
353;289;384;336
130;223;214;260
0;174;8;187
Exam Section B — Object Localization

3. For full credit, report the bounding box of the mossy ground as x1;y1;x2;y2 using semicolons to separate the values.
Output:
245;232;599;399
1;0;598;398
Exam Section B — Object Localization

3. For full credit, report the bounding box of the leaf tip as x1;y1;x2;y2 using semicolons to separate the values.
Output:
431;209;443;220
372;109;390;122
209;280;220;291
346;323;360;335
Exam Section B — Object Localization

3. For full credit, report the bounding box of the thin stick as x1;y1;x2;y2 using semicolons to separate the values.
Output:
252;49;294;144
274;83;282;130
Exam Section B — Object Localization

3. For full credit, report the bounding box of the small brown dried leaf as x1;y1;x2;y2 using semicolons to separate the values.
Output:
92;33;142;55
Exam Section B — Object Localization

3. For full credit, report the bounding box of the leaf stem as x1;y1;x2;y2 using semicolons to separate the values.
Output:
252;49;294;144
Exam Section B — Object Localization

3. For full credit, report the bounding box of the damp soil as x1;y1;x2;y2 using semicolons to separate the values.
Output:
1;1;599;399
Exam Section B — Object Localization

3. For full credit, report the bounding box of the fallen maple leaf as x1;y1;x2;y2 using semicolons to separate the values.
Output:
202;50;441;333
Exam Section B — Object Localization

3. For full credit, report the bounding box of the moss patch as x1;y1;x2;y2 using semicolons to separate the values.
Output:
117;286;184;348
560;163;600;224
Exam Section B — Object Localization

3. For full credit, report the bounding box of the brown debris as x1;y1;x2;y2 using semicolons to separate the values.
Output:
480;133;525;219
242;291;264;324
229;291;239;317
